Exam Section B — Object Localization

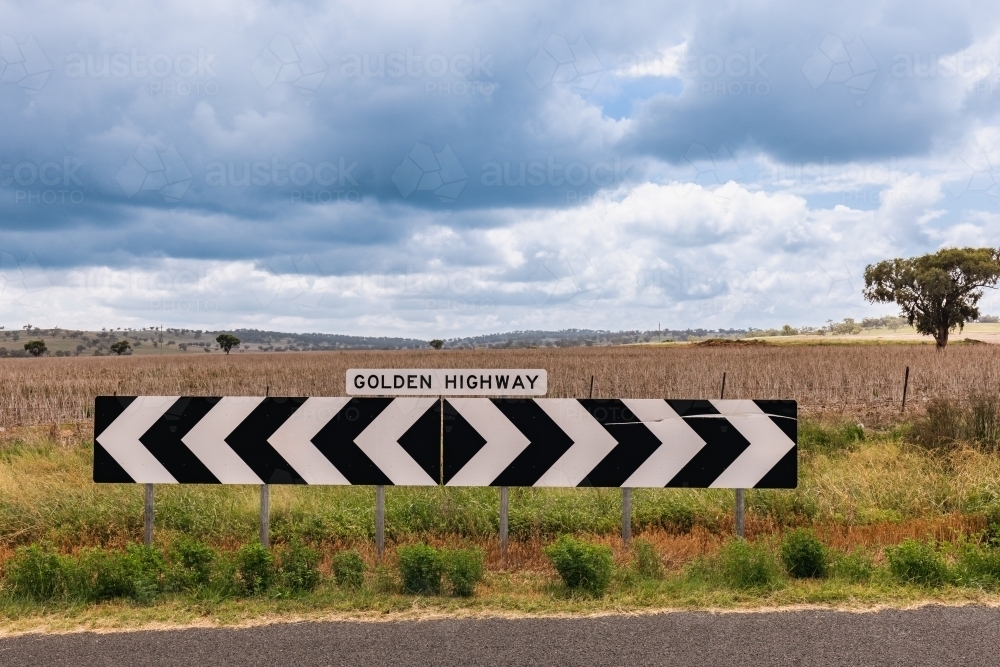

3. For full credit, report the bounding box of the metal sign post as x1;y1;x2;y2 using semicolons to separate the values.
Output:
499;486;509;563
143;484;154;547
622;487;632;544
375;485;385;557
260;484;270;548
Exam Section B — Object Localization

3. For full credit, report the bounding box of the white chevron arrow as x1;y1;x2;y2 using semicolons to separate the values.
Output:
96;396;179;483
620;399;706;487
181;397;265;484
709;400;796;488
445;398;531;486
534;399;618;487
353;397;438;485
268;397;352;484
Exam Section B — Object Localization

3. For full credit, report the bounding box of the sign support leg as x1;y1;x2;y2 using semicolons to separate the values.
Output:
260;484;270;549
375;485;385;557
499;486;509;564
143;484;154;547
735;488;745;538
622;487;632;545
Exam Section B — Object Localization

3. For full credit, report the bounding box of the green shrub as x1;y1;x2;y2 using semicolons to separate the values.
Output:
798;420;864;454
332;550;366;589
74;545;164;603
831;548;875;583
167;537;216;591
955;541;1000;588
631;539;663;580
397;544;444;594
544;535;614;596
718;539;783;590
780;529;828;578
886;539;948;587
445;548;484;597
5;544;66;601
278;541;321;593
236;543;274;595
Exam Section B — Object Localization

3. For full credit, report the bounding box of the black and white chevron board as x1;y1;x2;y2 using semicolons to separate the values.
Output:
94;397;797;488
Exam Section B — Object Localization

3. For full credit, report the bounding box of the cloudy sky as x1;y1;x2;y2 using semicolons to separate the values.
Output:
1;1;999;336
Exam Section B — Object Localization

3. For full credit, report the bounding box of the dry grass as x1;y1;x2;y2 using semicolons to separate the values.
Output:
1;344;999;426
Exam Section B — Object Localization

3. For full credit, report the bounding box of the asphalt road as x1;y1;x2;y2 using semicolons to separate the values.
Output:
1;606;997;666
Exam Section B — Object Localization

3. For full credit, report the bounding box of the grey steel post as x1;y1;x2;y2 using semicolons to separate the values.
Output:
720;372;745;539
622;487;632;545
499;486;509;562
143;483;154;547
375;485;385;557
735;488;745;538
260;484;270;548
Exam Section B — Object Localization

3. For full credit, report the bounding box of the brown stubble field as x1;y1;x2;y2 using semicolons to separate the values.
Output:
1;343;998;427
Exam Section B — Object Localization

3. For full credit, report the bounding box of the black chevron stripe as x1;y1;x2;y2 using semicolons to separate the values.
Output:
666;401;750;487
576;399;661;487
754;446;797;488
753;400;798;444
441;399;488;485
138;397;220;484
225;397;307;484
397;400;443;483
310;398;393;485
490;399;575;486
94;396;136;483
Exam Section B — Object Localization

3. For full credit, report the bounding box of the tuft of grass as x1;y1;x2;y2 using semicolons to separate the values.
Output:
445;548;484;597
167;536;216;592
780;529;828;578
544;535;614;596
799;420;865;454
332;550;365;589
715;539;784;591
277;541;321;594
236;543;274;595
831;548;876;583
953;539;1000;589
5;544;66;601
631;539;663;580
397;544;444;595
886;539;948;587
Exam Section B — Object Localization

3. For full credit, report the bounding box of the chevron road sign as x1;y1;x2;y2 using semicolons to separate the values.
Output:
94;397;797;488
443;399;796;488
95;396;442;485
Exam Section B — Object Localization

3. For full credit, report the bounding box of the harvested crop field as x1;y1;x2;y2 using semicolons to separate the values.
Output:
0;344;997;426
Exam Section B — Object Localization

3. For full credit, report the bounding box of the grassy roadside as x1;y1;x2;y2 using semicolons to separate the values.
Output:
4;548;1000;636
4;416;1000;632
